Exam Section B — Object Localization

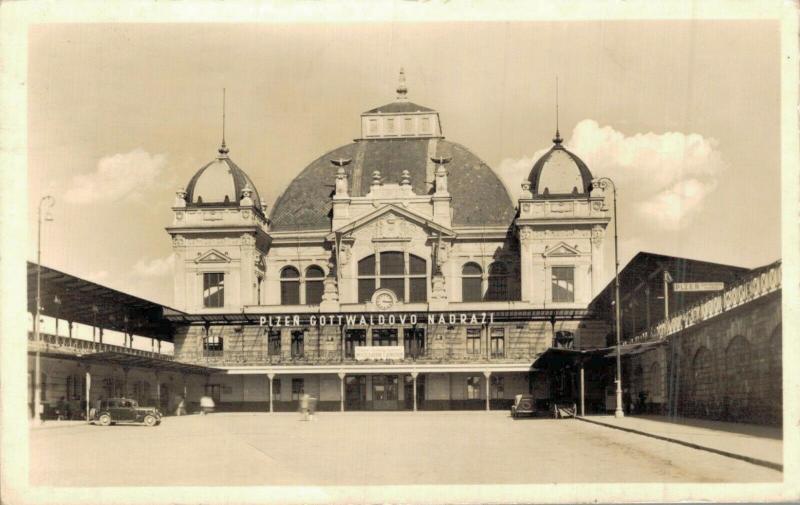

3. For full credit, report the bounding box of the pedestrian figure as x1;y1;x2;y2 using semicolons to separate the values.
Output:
55;396;67;421
300;393;310;421
200;395;215;415
309;396;317;421
176;395;187;416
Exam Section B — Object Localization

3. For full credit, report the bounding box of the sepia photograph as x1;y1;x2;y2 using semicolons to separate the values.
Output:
1;1;798;504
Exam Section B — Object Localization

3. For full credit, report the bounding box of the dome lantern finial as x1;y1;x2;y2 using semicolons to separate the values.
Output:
552;75;563;145
396;67;408;101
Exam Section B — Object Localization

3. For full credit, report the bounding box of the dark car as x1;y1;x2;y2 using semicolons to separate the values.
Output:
510;394;536;419
89;398;162;427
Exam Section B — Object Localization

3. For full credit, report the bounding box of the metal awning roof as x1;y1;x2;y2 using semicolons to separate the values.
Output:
28;262;184;341
79;352;222;374
163;308;597;325
532;340;666;369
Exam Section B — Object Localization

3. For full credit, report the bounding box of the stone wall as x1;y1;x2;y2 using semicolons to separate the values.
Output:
626;291;781;425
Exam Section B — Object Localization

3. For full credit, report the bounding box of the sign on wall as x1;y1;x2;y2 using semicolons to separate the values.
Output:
354;346;405;361
673;282;725;292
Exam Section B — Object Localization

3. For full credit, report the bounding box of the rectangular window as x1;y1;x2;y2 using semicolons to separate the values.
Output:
490;328;505;358
386;118;395;133
272;379;281;401
306;280;324;305
368;119;378;134
491;376;504;399
204;384;221;403
551;266;575;303
280;281;300;305
291;378;304;400
404;117;413;133
466;376;481;400
291;330;304;358
203;272;225;308
404;328;425;358
466;328;481;354
462;277;482;302
203;334;223;353
421;117;430;133
345;329;366;358
267;330;281;356
372;328;398;347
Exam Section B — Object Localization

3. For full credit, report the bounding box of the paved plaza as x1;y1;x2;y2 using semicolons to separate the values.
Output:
30;411;782;486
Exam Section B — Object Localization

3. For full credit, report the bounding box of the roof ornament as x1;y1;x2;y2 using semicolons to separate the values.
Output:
552;76;563;145
330;158;351;197
218;87;230;158
396;67;408;101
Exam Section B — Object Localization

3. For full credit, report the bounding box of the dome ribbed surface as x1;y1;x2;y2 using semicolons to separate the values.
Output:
529;144;594;196
185;157;263;212
269;138;515;232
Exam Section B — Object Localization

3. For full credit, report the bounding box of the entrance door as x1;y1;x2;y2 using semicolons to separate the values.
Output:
403;374;426;410
345;375;366;410
372;375;399;410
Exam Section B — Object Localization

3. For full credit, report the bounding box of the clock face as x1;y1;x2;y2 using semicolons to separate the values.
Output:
375;292;394;310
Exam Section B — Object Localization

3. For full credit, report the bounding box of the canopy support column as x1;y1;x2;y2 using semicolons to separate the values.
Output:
267;373;275;413
85;368;92;423
579;361;585;417
411;372;418;412
338;372;345;412
483;371;492;411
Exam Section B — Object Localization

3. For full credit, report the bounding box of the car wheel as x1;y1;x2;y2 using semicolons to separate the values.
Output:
144;415;157;427
98;414;111;426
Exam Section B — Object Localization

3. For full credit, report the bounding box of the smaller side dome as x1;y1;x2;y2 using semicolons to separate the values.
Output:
184;145;264;212
528;132;594;196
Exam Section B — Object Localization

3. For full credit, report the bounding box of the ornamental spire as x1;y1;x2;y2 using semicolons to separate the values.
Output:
396;67;408;100
218;87;229;157
553;76;562;145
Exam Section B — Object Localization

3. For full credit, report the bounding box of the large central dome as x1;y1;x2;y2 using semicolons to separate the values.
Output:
269;139;516;231
269;70;515;232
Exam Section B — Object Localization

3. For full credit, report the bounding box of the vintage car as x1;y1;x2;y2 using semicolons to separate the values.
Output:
510;394;537;419
89;397;162;426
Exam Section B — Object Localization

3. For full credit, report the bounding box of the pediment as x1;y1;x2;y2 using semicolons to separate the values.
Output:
544;242;580;257
328;204;455;240
195;249;231;264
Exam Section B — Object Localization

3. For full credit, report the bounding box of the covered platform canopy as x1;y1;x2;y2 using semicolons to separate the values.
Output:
532;340;666;370
79;351;222;375
27;262;184;342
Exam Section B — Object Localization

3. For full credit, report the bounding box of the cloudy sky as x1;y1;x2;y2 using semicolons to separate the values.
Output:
27;20;781;306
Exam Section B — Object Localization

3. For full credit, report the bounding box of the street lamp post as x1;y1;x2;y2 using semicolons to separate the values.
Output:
33;195;55;424
592;177;624;418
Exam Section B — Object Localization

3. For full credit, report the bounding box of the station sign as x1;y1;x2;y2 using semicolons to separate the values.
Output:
673;282;725;292
354;346;405;361
258;312;496;327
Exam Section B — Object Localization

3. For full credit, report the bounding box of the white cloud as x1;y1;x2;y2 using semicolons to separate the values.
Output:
88;270;109;282
497;119;726;231
64;149;168;204
133;253;175;278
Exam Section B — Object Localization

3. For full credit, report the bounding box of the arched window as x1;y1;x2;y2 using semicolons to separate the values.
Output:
485;262;509;301
280;266;300;305
461;262;483;302
357;252;427;303
305;266;325;305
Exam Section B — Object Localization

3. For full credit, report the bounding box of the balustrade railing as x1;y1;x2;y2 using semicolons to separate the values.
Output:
181;347;536;366
28;332;174;361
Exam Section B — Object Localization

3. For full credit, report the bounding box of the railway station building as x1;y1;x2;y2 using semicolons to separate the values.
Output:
162;73;613;412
